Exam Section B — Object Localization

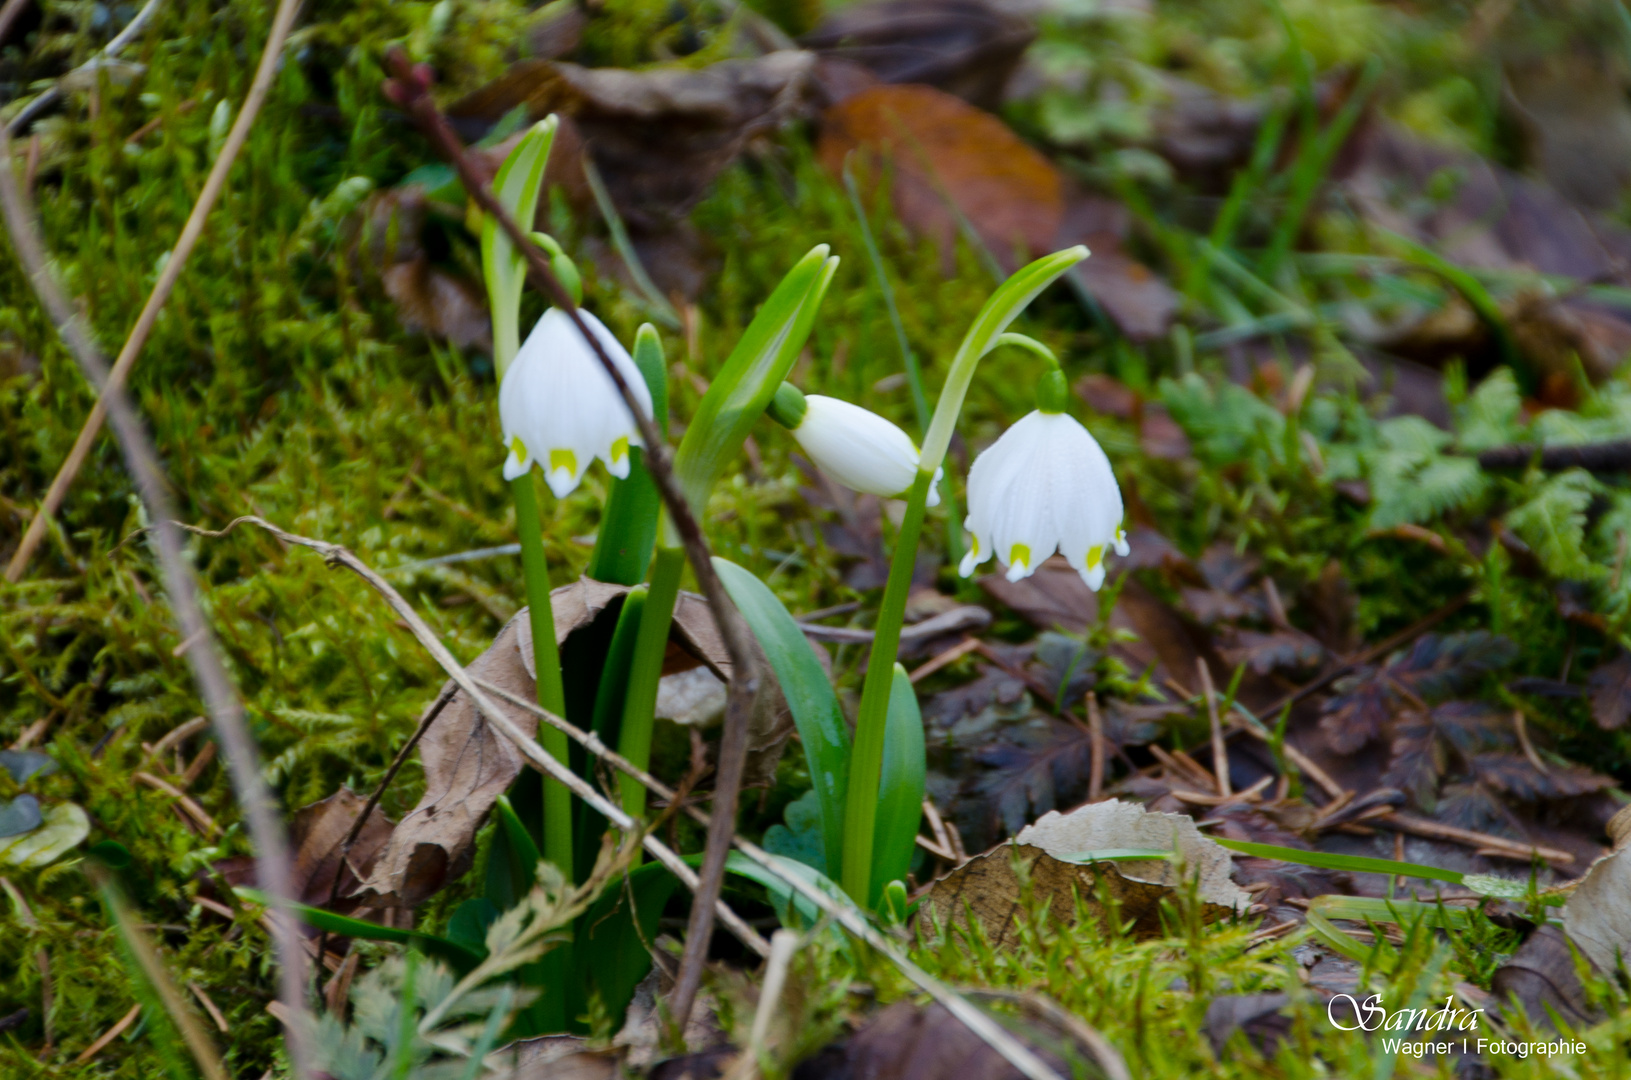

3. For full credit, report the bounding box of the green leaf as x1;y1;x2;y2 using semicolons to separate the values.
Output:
486;794;542;911
714;556;849;877
0;801;87;868
1506;469;1601;581
920;246;1089;470
236;889;485;973
574;587;647;880
764;789;828;875
1213;837;1467;886
480;117;559;377
674;248;837;515
722;851;858;932
588;326;668;585
869;664;924;908
573;862;681;1032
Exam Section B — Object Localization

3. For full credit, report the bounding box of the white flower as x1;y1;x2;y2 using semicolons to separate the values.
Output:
791;395;940;506
958;410;1128;590
499;308;653;497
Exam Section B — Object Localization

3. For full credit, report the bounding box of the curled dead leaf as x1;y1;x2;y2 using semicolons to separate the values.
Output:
357;579;791;908
921;799;1249;945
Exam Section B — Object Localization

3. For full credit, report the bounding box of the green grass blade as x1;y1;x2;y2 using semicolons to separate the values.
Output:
715;556;850;877
869;663;925;907
574;587;647;880
1213;837;1466;886
588;326;668;585
235;889;484;972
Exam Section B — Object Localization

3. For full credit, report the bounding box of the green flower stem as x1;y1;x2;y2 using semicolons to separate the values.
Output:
617;542;685;821
841;247;1088;905
509;473;573;877
840;468;934;904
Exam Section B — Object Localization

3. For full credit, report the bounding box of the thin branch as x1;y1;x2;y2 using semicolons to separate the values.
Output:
4;0;302;582
179;515;771;960
185;514;1064;1080
1477;438;1631;472
3;0;167;134
0;146;312;1080
381;51;761;1036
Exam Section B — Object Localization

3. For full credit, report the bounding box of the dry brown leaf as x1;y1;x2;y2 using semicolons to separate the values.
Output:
449;53;815;232
922;799;1248;945
818;84;1063;270
357;579;791;908
801;0;1036;111
803;1000;1075;1080
1587;651;1631;731
1559;805;1631;975
289;787;395;911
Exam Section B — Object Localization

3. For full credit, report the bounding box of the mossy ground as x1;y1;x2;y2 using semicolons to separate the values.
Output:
2;0;1630;1075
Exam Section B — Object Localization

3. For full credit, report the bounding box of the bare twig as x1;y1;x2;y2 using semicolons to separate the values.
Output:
1477;438;1631;472
1197;659;1230;798
381;53;762;1035
0;0;30;49
185;515;1064;1080
4;0;167;134
4;0;303;582
1373;811;1573;865
1086;691;1105;802
180;515;771;961
75;1004;141;1064
0;138;312;1078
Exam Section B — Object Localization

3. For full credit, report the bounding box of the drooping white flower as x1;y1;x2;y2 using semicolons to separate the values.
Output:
787;394;940;506
499;308;653;497
958;409;1128;590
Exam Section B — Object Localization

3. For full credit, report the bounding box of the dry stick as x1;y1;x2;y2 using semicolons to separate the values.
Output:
0;144;313;1080
1086;691;1105;802
3;0;302;582
180;515;771;961
181;515;1062;1080
1196;659;1230;798
75;1004;141;1064
382;52;762;1037
0;0;30;48
3;0;166;134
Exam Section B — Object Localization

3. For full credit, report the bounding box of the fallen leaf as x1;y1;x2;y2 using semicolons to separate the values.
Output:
795;1004;1089;1080
0;802;88;869
289;787;396;910
1587;651;1631;730
450;53;816;233
1559;806;1631;976
1205;993;1292;1055
1320;632;1519;753
359;579;791;908
1490;924;1599;1030
380;257;492;352
801;0;1036;110
1214;628;1324;677
1469;753;1614;802
923;799;1248;944
818;84;1064;270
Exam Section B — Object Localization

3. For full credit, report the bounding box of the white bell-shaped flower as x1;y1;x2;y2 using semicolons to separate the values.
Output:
958;404;1128;590
787;393;940;506
499;308;653;497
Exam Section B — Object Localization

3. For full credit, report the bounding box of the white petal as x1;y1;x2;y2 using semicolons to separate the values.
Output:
961;410;1127;586
793;396;922;498
499;308;651;497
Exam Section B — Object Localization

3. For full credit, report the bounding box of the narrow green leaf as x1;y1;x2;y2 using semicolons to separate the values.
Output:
573;862;681;1032
1213;837;1467;886
714;557;849;877
574;588;647;881
235;889;483;972
673;247;837;515
480;117;559;377
869;664;924;907
588;326;667;585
